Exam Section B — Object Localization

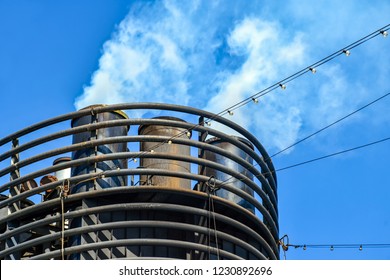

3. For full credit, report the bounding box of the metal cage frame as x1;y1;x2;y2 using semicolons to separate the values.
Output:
0;103;279;260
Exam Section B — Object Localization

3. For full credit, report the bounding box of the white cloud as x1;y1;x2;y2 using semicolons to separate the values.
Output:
74;0;194;112
204;18;306;151
74;0;390;152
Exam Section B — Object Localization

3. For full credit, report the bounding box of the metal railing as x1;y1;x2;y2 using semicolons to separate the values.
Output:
0;103;279;260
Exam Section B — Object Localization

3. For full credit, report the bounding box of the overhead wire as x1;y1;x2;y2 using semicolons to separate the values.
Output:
217;135;390;186
2;23;387;262
270;91;390;158
279;235;390;258
218;91;390;186
123;25;390;257
275;136;390;173
287;243;390;250
210;24;390;120
124;24;390;166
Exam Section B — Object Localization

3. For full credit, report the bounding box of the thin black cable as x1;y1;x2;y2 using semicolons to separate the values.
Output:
219;135;390;187
275;136;390;173
288;243;390;249
218;91;390;186
270;91;390;158
124;24;389;165
214;24;390;119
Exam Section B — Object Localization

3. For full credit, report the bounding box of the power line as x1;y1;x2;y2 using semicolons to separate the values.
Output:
212;24;390;120
218;91;390;186
125;24;389;165
270;91;390;158
278;235;390;256
275;136;390;173
287;243;390;250
220;135;390;187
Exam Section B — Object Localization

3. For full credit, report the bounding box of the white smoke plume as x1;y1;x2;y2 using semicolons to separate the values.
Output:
74;0;390;153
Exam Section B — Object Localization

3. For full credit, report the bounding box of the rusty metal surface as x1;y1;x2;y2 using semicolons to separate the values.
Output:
0;103;279;260
204;136;255;213
138;117;191;189
71;105;129;193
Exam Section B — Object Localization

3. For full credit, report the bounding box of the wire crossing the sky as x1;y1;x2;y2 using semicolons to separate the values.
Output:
270;91;390;158
121;23;390;166
209;23;390;122
275;136;390;173
218;90;390;186
278;235;390;259
289;243;390;250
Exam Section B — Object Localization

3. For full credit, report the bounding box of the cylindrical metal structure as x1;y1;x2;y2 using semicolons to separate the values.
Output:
71;105;129;193
53;157;71;181
0;194;7;234
0;103;279;260
138;117;191;189
204;136;255;213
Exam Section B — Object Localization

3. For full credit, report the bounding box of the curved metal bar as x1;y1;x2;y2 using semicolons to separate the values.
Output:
0;118;276;201
0;103;276;185
0;220;267;260
0;103;279;260
0;179;279;249
0;135;277;208
30;238;244;260
0;118;273;188
0;135;277;206
0;199;278;258
0;152;278;231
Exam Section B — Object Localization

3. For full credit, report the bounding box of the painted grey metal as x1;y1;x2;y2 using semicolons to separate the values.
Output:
0;152;278;233
0;194;7;234
70;105;129;193
31;239;244;260
0;103;276;187
204;136;255;213
0;103;279;260
53;157;71;181
0;120;277;209
0;191;278;259
0;207;272;259
138;116;191;189
0;135;277;216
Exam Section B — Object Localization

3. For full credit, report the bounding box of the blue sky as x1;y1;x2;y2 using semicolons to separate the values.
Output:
0;0;389;259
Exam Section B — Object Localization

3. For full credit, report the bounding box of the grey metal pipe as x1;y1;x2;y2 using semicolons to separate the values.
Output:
0;103;276;188
0;135;276;208
30;238;244;260
1;150;277;214
0;200;278;257
0;103;279;260
0;220;268;260
0;170;278;244
0;153;278;231
3;119;276;205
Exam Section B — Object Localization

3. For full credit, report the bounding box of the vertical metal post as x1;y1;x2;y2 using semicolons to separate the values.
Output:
195;116;210;259
91;111;98;191
5;138;22;259
197;116;208;191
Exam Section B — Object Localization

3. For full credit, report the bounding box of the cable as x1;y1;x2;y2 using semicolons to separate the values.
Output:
217;90;390;187
59;179;70;260
206;176;220;260
219;135;390;187
287;243;390;250
270;91;390;158
124;23;390;166
211;24;390;120
275;136;390;173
